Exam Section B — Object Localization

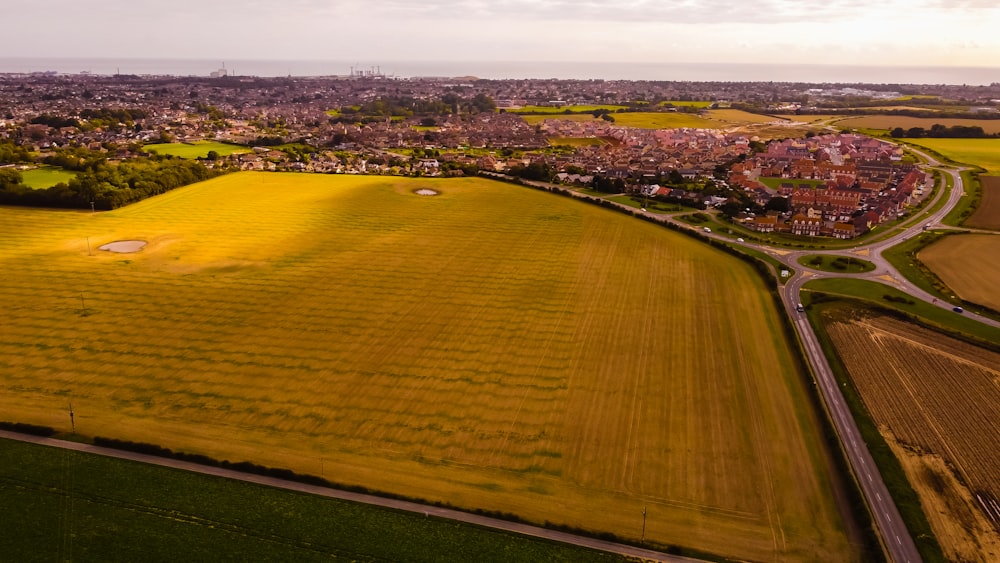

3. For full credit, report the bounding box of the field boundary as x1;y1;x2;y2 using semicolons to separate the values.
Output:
0;429;707;563
802;299;947;562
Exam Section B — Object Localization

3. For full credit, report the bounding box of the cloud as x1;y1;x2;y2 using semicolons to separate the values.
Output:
317;0;885;24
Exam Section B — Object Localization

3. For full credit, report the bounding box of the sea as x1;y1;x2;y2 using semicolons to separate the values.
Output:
1;57;998;86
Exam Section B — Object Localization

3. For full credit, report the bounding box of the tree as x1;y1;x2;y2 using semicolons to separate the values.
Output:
205;150;219;161
765;196;790;213
890;127;905;138
420;117;437;127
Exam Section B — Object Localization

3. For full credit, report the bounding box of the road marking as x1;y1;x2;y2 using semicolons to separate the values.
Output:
866;472;872;482
886;513;892;523
876;493;882;501
895;535;901;545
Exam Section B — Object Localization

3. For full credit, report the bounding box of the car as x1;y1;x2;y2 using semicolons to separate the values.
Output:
736;237;744;242
703;227;711;233
953;306;964;313
796;303;805;312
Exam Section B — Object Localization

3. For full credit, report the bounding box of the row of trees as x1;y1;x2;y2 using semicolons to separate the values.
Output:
0;155;224;209
890;124;994;138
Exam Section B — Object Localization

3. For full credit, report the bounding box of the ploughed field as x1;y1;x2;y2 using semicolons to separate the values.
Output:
0;173;857;561
823;310;1000;562
919;234;1000;312
968;176;1000;230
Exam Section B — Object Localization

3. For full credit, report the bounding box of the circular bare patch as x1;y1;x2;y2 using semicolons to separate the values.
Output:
99;240;147;253
414;188;439;196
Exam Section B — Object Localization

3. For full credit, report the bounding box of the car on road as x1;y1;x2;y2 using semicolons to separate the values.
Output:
796;303;805;312
736;237;744;242
703;227;711;233
953;306;964;313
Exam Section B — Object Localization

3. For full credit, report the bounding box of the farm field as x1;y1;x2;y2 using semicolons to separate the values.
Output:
704;109;780;125
967;176;1000;230
607;112;718;129
0;173;861;561
904;138;1000;174
919;234;1000;312
757;177;826;189
836;115;1000;135
143;141;252;159
823;311;1000;562
20;166;77;189
508;105;627;113
0;438;628;562
521;114;598;125
660;101;712;109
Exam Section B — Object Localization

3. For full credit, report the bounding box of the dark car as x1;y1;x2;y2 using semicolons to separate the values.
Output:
953;306;964;313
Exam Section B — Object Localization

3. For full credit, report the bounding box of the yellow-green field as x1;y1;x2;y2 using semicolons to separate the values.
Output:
919;234;1000;311
521;114;599;125
547;136;606;147
0;173;860;561
904;139;1000;174
522;112;719;129
704;109;780;125
143;141;253;159
837;115;1000;135
660;101;713;109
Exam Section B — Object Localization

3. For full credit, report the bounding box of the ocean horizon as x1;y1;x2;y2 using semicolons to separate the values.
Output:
1;57;998;85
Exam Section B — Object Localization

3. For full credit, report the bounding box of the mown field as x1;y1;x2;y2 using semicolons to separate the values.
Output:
508;105;628;114
823;311;1000;562
905;138;1000;174
0;438;628;562
968;176;1000;229
0;173;860;561
143;141;252;159
20;166;78;189
836;115;1000;135
704;109;779;125
522;112;719;129
547;136;606;147
919;234;1000;312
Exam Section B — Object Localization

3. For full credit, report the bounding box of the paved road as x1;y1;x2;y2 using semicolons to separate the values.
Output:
0;430;700;563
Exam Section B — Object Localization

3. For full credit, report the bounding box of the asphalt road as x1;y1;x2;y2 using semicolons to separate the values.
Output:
0;430;701;563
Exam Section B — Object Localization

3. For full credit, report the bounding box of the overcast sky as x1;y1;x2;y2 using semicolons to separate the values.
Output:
7;0;999;68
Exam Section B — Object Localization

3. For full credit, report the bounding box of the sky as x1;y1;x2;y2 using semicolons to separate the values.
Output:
6;0;1000;69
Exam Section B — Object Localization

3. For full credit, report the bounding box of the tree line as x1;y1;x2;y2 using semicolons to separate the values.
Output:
0;146;225;210
890;124;995;138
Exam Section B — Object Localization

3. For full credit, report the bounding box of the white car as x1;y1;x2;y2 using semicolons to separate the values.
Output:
736;237;744;242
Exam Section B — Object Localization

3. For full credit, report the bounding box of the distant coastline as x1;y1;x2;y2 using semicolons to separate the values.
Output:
1;57;998;85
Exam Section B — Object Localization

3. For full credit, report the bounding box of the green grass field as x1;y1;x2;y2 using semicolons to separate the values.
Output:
757;177;827;189
19;166;78;189
0;438;629;562
143;141;252;159
547;136;606;147
799;254;876;273
660;101;713;109
0;173;860;561
508;105;627;114
904;139;1000;174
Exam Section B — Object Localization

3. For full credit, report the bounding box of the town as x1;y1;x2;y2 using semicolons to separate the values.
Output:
1;71;989;237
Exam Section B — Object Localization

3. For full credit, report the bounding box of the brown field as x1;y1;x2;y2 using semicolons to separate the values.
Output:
919;234;1000;311
825;311;1000;562
968;176;1000;230
0;173;859;561
704;109;782;125
835;115;1000;135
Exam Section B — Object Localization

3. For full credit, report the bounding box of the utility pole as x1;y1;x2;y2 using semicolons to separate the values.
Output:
79;293;86;315
90;201;95;214
69;402;75;433
641;505;647;544
86;237;92;256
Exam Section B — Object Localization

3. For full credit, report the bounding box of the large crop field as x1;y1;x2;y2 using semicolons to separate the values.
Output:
919;234;1000;311
0;173;860;561
905;139;1000;174
143;141;252;159
823;311;1000;562
968;176;1000;230
836;116;1000;135
509;105;628;114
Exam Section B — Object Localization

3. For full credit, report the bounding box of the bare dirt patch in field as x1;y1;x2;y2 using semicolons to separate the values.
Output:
825;312;1000;561
98;240;147;253
968;176;1000;230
